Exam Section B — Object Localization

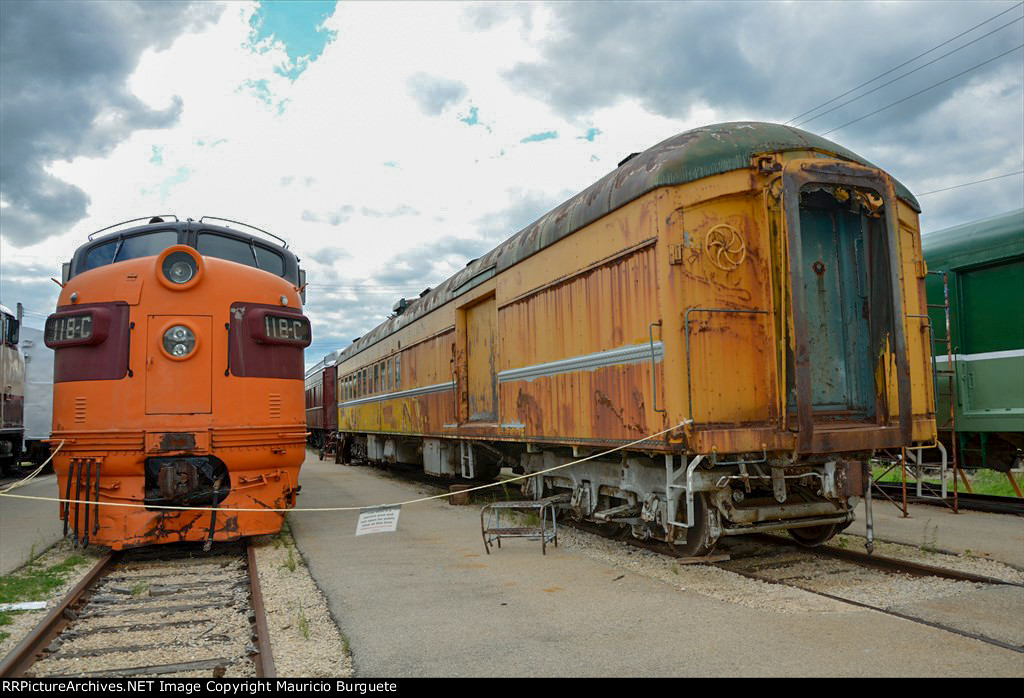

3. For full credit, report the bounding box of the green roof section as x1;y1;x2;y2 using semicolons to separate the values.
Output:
645;122;920;209
923;208;1024;269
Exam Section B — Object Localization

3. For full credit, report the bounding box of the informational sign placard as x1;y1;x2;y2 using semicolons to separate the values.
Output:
356;506;401;536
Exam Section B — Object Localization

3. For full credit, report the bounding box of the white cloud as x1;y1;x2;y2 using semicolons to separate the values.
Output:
4;0;1021;351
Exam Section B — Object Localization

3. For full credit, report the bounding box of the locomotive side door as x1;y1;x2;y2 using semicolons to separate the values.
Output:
145;315;213;414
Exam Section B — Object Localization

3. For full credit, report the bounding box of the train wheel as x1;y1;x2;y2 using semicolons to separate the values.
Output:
788;524;838;547
673;492;716;557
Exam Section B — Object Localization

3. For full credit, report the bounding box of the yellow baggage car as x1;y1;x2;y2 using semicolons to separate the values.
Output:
327;121;935;555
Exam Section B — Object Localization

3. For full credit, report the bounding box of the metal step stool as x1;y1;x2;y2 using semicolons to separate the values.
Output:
480;495;568;555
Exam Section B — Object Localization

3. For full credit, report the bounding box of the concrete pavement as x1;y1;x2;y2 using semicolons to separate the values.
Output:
288;453;1023;677
0;474;64;574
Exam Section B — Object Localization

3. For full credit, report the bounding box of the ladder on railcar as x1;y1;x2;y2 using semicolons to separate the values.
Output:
883;271;964;515
872;272;966;515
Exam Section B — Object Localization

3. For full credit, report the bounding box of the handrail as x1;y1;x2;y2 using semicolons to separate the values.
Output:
87;215;179;240
199;216;289;248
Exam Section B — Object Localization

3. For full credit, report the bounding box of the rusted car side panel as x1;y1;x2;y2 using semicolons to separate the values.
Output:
499;243;664;443
896;200;938;443
657;183;778;433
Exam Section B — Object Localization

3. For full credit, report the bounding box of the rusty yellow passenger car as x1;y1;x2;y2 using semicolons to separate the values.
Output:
323;122;935;555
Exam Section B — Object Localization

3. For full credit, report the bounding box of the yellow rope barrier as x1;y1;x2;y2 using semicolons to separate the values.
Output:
0;424;687;514
0;440;64;494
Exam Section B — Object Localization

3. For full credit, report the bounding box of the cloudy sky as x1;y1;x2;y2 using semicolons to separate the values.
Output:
1;0;1022;364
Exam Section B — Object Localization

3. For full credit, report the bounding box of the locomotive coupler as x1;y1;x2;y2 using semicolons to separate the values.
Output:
145;455;230;507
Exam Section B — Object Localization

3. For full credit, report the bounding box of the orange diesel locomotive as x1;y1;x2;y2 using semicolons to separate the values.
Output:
46;216;311;549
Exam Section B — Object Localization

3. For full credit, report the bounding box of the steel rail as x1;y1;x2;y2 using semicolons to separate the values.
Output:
720;563;1024;654
246;541;276;678
750;534;1024;587
0;552;116;677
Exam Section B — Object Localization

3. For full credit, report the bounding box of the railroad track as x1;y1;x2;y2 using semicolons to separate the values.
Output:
873;481;1023;516
565;520;1023;653
0;541;274;678
715;534;1023;652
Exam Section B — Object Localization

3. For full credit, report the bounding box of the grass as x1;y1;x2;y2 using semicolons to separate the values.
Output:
0;552;89;641
0;554;88;604
130;580;150;597
871;464;1022;497
297;606;310;640
275;516;301;573
273;515;292;550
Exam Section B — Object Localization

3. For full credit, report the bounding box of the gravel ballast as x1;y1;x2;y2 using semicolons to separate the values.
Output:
252;523;352;678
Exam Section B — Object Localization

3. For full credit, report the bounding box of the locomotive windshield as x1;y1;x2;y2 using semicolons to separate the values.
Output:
197;232;285;277
82;230;180;272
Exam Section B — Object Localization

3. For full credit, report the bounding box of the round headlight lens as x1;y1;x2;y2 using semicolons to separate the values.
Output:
161;251;198;286
168;261;194;284
163;325;196;357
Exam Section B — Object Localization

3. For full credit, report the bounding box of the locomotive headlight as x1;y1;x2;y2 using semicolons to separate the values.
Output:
168;260;194;284
155;245;204;291
162;325;196;357
162;251;197;284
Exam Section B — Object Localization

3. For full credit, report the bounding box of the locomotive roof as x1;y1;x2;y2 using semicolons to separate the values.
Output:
68;218;301;284
923;208;1024;270
83;219;288;251
336;121;920;365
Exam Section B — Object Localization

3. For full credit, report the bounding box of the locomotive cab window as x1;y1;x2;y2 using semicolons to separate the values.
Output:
197;232;287;278
254;245;285;276
82;230;178;272
197;233;256;268
2;314;18;346
118;231;179;263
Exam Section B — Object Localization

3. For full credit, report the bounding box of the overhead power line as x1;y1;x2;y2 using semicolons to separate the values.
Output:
795;15;1023;128
820;43;1024;135
916;170;1024;196
787;1;1024;124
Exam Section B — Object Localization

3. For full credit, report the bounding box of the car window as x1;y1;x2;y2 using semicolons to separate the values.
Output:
83;240;119;271
116;231;177;262
254;246;285;276
197;233;256;267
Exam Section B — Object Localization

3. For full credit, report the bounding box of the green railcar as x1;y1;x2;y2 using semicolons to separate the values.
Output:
923;208;1024;470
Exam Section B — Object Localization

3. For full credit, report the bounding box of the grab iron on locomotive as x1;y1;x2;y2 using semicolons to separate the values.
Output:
47;216;311;549
306;121;938;555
